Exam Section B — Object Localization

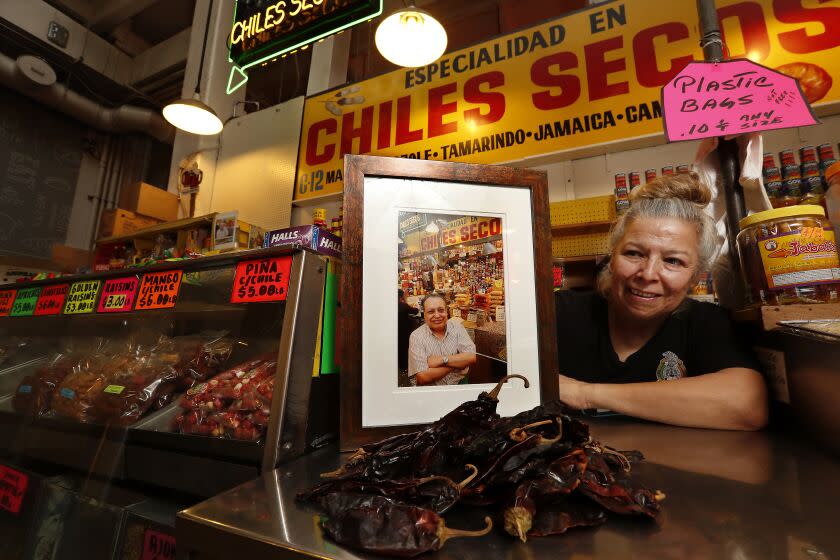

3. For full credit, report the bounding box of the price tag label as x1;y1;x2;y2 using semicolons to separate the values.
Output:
662;59;819;142
97;277;139;313
34;284;69;316
0;464;29;514
142;529;176;560
552;265;563;288
135;271;182;310
63;280;101;314
230;256;292;303
0;290;17;316
10;287;40;317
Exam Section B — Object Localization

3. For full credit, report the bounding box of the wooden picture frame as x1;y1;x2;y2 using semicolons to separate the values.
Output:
340;154;559;450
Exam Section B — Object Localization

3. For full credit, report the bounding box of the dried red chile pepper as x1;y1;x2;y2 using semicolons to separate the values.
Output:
300;380;665;556
318;495;492;558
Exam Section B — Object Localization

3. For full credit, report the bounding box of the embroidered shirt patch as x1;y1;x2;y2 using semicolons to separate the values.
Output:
656;351;686;381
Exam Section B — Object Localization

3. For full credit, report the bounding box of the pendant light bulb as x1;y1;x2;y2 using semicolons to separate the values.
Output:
163;95;224;136
375;5;447;68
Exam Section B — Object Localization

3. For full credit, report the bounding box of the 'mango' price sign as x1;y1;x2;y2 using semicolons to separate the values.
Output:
230;256;293;303
63;281;101;314
135;271;183;310
10;287;41;317
34;284;69;316
97;277;139;313
0;290;16;316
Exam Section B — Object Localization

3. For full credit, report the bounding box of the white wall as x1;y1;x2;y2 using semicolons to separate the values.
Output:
208;98;305;230
529;115;840;201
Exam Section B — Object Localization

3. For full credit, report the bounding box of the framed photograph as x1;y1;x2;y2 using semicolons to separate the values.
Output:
341;154;558;450
213;211;238;251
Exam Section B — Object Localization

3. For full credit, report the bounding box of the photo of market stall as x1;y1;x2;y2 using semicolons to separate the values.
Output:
397;211;507;388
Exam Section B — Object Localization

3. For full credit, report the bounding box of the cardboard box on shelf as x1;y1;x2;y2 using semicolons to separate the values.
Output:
98;209;162;239
119;182;179;222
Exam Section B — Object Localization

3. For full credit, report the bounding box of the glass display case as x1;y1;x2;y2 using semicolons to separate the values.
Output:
0;247;331;501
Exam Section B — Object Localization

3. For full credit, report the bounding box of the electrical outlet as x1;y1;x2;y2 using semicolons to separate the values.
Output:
47;21;69;48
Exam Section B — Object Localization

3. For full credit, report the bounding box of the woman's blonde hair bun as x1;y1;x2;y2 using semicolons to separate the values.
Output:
630;171;711;208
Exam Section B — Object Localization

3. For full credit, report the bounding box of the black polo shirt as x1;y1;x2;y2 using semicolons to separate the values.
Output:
555;291;759;383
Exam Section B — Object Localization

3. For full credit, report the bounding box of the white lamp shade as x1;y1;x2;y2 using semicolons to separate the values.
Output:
163;97;223;135
375;8;447;68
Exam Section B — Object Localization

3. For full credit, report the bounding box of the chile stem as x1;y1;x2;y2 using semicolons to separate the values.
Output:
488;374;530;399
437;516;494;546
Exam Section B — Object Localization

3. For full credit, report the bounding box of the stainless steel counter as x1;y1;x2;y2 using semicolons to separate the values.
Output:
177;418;840;559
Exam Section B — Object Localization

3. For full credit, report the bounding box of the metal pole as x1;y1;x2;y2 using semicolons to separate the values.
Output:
696;0;746;277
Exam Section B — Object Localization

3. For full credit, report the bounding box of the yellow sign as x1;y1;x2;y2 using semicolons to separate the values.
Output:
295;0;840;200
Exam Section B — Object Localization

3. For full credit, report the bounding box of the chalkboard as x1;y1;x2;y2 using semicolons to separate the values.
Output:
0;86;84;258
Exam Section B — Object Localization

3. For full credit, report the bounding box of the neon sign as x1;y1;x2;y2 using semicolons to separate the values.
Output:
227;0;383;94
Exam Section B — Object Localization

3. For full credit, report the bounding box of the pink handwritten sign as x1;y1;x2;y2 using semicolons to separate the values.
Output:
97;277;139;313
662;59;819;142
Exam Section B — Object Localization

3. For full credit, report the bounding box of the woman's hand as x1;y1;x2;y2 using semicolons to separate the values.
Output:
558;374;592;410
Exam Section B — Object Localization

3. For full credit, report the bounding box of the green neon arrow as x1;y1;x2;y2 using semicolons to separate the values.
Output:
227;65;249;95
225;0;383;95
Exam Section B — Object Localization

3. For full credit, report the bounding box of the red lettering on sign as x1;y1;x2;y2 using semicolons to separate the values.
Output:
774;0;840;54
463;71;506;126
585;36;629;101
341;105;374;157
305;119;336;166
395;96;424;145
633;23;693;87
719;3;770;62
377;101;393;150
0;464;28;514
531;52;580;110
428;82;458;138
490;218;502;236
478;220;489;238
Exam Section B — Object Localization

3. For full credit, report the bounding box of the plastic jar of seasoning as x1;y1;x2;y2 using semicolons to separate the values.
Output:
737;205;840;305
825;161;840;242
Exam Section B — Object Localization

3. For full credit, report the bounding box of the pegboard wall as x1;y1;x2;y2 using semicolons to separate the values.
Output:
550;195;615;226
552;233;611;259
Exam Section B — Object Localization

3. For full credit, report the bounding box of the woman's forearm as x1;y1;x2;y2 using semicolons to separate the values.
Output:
584;368;768;431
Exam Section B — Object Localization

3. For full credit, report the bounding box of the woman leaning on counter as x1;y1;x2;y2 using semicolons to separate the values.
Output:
556;172;768;431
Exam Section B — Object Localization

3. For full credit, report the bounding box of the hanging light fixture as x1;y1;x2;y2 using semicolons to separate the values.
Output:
163;0;223;135
375;1;447;68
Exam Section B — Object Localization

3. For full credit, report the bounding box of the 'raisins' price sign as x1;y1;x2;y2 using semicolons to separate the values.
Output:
0;290;16;317
135;271;182;310
141;529;176;560
97;277;139;313
230;256;293;303
0;464;29;514
34;284;69;316
662;59;819;142
63;280;101;314
9;287;40;317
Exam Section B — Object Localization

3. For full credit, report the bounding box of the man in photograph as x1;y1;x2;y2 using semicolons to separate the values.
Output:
408;293;477;386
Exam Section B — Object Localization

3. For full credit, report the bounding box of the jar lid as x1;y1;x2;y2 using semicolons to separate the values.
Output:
826;161;840;182
738;205;826;229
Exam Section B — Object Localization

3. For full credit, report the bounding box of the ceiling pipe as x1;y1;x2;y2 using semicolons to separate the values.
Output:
0;53;175;144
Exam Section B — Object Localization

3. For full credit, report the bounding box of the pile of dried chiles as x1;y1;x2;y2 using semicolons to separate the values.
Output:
297;375;665;557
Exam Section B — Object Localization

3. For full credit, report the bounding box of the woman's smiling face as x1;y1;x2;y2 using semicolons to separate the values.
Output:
608;217;700;323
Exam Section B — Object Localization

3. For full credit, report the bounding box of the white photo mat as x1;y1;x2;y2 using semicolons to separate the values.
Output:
362;176;542;427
